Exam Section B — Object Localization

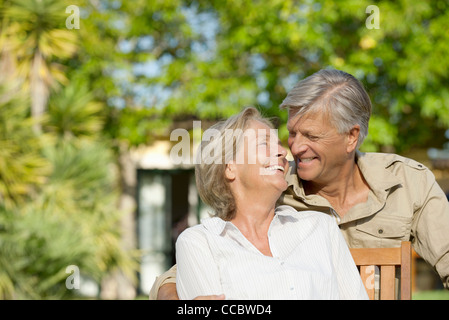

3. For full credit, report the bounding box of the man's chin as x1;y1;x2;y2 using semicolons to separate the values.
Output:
296;172;316;182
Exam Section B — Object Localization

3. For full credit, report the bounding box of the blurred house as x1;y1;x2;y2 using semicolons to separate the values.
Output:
130;139;211;295
427;148;449;171
427;146;449;200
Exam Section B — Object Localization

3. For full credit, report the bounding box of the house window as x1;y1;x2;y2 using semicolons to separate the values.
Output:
136;169;210;294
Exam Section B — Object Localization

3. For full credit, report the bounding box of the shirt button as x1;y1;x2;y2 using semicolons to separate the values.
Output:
378;228;384;234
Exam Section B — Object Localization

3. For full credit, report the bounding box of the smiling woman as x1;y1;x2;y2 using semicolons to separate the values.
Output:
174;106;368;300
194;107;281;221
227;119;289;221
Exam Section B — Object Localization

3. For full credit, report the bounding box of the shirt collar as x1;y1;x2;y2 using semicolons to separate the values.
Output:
201;206;298;236
355;151;402;196
201;216;229;235
285;151;402;199
274;205;300;220
285;160;305;199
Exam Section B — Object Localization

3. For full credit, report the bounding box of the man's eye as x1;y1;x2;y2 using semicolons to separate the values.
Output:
288;131;296;137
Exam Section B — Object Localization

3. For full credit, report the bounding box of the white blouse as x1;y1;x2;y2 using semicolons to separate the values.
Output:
176;205;368;300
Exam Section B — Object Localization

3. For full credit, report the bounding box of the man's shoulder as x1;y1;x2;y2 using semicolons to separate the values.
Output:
358;152;428;172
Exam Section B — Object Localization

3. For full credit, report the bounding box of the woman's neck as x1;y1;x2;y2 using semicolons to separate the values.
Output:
231;200;276;256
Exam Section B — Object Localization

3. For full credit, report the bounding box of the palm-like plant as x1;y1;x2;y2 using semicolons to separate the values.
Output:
0;0;78;129
0;203;98;299
0;81;50;209
34;138;139;298
45;80;105;140
0;95;139;298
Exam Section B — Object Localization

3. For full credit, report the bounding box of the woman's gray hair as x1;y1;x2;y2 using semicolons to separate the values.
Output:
280;69;371;149
195;106;274;221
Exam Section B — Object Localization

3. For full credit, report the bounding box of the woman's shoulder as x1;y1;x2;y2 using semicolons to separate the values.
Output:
176;217;224;243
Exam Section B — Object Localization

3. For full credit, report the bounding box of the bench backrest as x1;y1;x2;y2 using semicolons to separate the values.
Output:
349;241;412;300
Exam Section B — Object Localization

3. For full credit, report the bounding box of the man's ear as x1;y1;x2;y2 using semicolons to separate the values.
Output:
347;125;360;153
225;161;236;181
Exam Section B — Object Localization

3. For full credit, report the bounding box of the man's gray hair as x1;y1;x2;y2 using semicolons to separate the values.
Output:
280;69;372;149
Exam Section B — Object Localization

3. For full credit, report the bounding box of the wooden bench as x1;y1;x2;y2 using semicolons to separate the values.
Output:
350;241;412;300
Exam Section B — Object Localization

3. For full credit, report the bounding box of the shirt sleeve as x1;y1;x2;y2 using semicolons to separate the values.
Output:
328;217;369;299
412;168;449;289
148;264;177;300
175;226;224;300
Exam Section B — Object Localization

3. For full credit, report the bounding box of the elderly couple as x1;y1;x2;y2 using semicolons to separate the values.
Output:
150;69;449;300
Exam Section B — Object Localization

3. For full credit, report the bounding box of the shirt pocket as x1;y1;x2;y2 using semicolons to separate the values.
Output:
355;215;411;248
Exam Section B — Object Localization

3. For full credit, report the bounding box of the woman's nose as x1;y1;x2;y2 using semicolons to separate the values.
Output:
277;145;287;158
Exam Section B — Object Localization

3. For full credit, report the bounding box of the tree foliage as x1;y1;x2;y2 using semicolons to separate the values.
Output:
0;0;448;299
99;0;449;152
0;0;138;299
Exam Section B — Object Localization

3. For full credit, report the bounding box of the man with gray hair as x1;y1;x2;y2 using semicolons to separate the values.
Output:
280;68;449;291
150;69;449;299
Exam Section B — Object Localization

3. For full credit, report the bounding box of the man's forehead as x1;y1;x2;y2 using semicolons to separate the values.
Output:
287;108;299;120
287;110;328;130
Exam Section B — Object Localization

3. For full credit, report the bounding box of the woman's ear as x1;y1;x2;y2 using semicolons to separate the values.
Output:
225;161;236;181
346;125;360;153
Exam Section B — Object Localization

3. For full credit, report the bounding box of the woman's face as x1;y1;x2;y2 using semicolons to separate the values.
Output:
232;120;289;194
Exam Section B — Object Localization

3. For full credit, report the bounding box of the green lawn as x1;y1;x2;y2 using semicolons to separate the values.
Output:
412;290;449;300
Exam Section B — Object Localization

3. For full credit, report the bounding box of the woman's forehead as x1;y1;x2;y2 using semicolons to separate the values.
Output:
246;120;277;138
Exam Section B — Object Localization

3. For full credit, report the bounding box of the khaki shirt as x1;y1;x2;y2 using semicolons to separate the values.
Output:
281;151;449;289
149;152;449;299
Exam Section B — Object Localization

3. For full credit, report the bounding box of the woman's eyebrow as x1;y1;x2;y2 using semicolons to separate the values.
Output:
260;131;282;144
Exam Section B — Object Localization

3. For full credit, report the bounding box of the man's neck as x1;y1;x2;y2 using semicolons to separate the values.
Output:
303;161;369;217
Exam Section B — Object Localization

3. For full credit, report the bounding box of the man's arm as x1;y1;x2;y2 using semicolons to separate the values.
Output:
411;168;449;289
157;283;178;300
149;268;226;300
156;283;225;300
148;265;177;300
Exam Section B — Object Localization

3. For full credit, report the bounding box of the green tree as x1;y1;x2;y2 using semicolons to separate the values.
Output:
0;81;50;209
0;0;140;298
109;0;449;152
0;0;78;129
2;0;448;299
0;79;138;299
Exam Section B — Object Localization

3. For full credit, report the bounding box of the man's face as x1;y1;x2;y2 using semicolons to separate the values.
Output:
286;110;350;184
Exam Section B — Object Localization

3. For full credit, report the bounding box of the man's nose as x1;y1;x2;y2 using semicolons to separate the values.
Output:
289;135;308;155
